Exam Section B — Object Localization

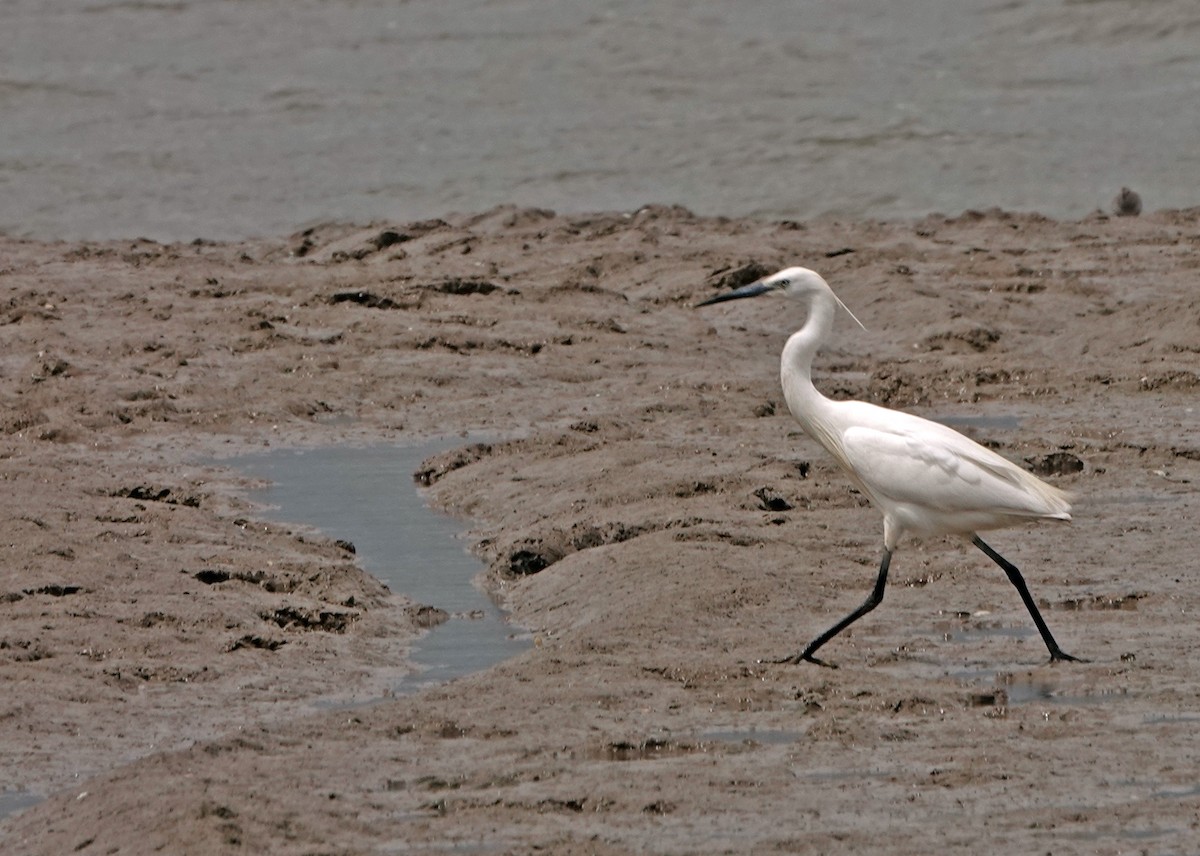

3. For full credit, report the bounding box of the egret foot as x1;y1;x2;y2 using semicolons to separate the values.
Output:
763;652;838;669
801;653;838;669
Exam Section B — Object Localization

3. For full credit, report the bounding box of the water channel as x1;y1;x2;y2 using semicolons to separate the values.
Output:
231;441;530;696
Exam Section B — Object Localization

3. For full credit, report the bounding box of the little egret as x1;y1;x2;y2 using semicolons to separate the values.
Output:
699;267;1081;667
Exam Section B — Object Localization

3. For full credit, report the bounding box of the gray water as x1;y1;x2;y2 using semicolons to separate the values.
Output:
3;0;1198;242
0;790;42;822
232;442;529;694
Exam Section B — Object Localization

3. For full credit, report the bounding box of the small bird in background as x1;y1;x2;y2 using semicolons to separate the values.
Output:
699;267;1082;667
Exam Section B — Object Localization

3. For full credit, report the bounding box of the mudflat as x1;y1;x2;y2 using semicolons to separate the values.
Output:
2;206;1198;853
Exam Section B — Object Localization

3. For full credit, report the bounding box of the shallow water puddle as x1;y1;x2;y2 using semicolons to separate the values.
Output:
950;622;1037;646
951;665;1135;708
942;619;1138;707
1002;681;1132;707
798;767;899;785
0;789;42;822
229;442;530;695
1142;713;1200;725
697;728;802;746
583;727;802;762
587;738;705;762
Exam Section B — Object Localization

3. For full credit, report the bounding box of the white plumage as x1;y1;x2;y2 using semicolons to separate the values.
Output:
700;266;1081;667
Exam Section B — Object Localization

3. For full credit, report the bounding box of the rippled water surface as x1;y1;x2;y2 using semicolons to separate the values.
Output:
3;1;1198;240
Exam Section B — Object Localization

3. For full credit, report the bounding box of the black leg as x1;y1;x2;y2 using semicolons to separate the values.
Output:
972;535;1084;663
773;549;892;668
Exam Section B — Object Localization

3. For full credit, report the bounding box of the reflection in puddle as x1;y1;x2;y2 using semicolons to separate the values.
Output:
948;632;1134;708
1153;784;1200;800
957;671;1135;708
1065;824;1182;844
800;767;896;784
944;620;1137;708
589;738;703;762
951;623;1036;645
698;728;801;746
0;790;42;821
1143;713;1200;725
229;442;530;696
586;729;801;761
999;676;1133;708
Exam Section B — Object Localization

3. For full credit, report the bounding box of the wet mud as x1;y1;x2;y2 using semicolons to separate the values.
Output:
2;206;1199;852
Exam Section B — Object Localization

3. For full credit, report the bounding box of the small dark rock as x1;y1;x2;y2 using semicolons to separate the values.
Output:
924;326;1001;353
427;279;501;296
112;486;201;507
709;261;772;292
24;584;83;597
507;548;554;576
228;635;287;652
117;485;171;502
1112;187;1142;217
407;604;450;629
413;443;494;486
754;487;793;512
1024;452;1084;477
261;606;356;633
371;230;410;250
329;290;398;310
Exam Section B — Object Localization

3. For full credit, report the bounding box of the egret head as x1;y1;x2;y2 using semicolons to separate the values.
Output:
697;266;865;328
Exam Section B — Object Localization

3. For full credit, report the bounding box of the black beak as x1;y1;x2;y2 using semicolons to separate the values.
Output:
696;280;774;307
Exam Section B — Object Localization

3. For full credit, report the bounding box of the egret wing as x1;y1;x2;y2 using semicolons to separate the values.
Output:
839;422;1059;516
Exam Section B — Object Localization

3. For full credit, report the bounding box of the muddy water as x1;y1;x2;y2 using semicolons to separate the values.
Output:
232;442;530;695
0;790;41;823
4;0;1199;240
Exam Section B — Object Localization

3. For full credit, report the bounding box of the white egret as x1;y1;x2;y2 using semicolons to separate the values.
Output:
699;267;1081;667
